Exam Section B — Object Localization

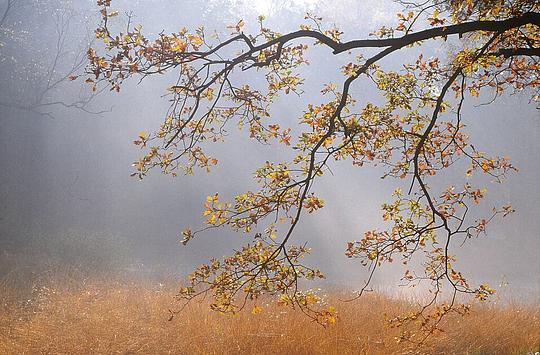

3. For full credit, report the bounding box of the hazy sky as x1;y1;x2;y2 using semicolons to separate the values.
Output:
1;0;539;298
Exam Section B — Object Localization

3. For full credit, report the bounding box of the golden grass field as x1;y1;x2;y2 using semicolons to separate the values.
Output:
0;275;538;355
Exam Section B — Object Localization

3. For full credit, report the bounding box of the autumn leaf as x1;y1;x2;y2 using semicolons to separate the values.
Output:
251;305;262;315
171;38;187;52
188;35;204;47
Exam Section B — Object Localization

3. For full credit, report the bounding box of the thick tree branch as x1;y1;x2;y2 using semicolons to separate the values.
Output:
335;12;539;53
493;47;540;57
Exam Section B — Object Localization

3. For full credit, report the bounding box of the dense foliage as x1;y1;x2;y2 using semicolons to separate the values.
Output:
86;0;539;344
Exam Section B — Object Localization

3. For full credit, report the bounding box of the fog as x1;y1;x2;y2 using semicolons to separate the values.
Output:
1;0;539;298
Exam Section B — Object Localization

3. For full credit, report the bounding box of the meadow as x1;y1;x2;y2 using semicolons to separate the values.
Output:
0;233;538;354
1;274;538;354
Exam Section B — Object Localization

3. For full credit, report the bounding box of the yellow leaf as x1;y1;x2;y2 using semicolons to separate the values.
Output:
305;293;318;304
251;305;262;315
171;38;187;52
208;214;218;225
189;35;203;47
205;87;214;101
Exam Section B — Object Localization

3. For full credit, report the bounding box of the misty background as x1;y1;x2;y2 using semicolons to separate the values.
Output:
1;0;539;298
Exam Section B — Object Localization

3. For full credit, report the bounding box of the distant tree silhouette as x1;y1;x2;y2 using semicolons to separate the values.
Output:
0;0;106;118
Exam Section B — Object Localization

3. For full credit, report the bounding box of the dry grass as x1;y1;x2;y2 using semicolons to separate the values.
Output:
0;277;538;355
